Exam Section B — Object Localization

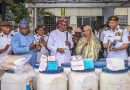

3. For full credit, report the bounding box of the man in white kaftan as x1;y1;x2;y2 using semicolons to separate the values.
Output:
47;19;73;66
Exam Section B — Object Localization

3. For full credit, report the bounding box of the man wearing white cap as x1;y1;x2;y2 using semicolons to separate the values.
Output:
11;19;37;67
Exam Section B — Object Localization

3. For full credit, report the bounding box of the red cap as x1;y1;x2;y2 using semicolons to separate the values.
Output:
56;18;67;27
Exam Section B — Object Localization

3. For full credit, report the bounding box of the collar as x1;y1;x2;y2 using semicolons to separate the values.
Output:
0;32;13;37
110;27;119;33
58;29;66;33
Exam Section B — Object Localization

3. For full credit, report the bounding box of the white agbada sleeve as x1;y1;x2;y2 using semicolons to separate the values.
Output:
47;31;57;54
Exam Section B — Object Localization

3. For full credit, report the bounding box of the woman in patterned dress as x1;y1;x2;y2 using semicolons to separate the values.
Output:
76;25;101;60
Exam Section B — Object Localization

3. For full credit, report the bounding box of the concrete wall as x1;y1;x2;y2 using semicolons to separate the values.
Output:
44;7;130;26
102;8;114;24
46;8;102;16
114;7;129;25
46;8;102;26
114;8;128;15
65;8;102;16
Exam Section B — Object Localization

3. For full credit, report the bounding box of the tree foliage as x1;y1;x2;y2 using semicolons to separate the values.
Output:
8;3;30;23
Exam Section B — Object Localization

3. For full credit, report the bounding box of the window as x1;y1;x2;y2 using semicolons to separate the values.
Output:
77;16;96;27
117;15;128;25
42;16;70;33
77;16;104;28
43;16;56;32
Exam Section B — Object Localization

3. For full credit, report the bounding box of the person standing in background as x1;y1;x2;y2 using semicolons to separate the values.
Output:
72;27;82;55
93;21;101;38
93;21;106;58
0;21;12;78
47;19;73;66
126;27;130;56
34;25;49;62
0;21;12;57
0;27;2;34
11;19;38;67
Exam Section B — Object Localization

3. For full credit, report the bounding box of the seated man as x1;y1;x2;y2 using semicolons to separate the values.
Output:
11;19;37;67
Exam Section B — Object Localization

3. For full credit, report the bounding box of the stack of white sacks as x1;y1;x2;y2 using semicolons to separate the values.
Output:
0;55;35;90
0;55;33;73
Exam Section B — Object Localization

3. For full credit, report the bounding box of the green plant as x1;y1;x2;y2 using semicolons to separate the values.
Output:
8;3;30;23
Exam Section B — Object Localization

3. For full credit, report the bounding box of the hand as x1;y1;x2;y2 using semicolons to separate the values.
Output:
29;43;36;49
87;35;91;41
35;43;41;51
4;44;10;51
83;40;88;45
40;37;47;46
57;48;65;53
74;38;79;44
65;41;71;46
82;39;88;47
8;50;14;55
2;64;13;70
40;36;45;42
